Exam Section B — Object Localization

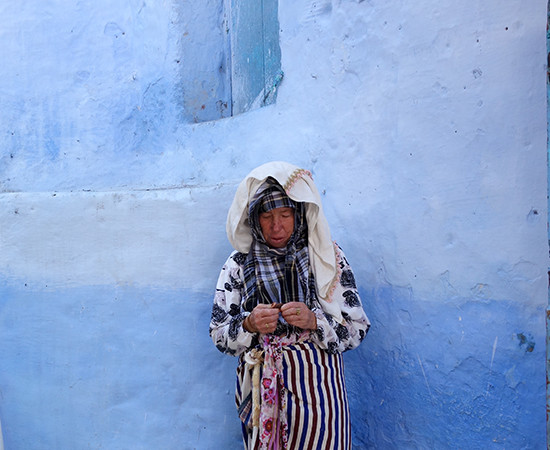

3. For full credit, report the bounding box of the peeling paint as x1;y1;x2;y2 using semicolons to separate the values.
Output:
517;332;535;353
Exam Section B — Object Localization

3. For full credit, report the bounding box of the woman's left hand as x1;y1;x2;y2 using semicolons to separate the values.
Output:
281;302;317;330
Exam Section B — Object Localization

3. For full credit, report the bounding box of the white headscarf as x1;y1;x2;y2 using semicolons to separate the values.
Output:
226;161;343;321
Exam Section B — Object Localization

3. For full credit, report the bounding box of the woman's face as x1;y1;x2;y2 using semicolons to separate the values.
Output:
259;207;295;248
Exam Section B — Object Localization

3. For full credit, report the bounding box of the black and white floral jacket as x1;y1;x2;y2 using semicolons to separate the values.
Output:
209;245;370;356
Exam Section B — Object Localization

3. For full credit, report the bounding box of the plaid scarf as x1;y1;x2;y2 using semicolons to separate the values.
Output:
242;178;310;312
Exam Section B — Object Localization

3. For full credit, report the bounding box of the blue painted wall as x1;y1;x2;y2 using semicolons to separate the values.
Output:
0;1;547;448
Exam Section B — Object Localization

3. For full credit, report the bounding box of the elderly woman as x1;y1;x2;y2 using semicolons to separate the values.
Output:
210;162;370;449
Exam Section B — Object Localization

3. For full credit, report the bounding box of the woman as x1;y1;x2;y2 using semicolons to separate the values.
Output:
210;161;370;449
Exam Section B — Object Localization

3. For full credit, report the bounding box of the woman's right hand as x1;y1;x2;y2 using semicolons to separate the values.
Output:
244;304;280;334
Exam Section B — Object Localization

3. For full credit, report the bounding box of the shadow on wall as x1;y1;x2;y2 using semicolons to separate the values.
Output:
0;282;544;448
344;285;545;448
0;283;242;449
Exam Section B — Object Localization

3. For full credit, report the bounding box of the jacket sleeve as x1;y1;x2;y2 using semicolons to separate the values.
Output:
309;245;370;354
209;252;257;356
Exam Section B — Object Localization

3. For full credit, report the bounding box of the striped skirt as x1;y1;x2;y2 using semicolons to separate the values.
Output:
236;341;351;450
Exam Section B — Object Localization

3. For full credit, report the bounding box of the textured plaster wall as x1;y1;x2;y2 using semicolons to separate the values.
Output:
0;0;547;449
